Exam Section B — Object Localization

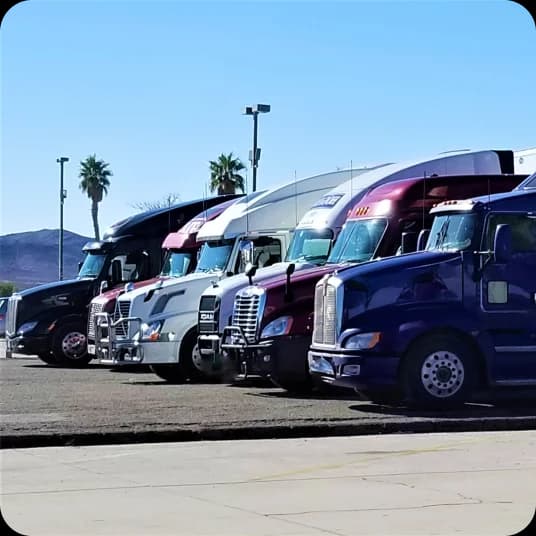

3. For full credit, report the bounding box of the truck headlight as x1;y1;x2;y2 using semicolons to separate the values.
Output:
139;321;163;341
261;316;293;338
18;321;38;335
342;332;381;350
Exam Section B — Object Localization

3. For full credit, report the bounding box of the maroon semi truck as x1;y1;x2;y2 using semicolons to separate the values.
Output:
86;198;239;359
221;173;527;393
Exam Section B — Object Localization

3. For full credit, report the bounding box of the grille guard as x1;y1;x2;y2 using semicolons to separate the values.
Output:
221;325;273;351
94;312;143;359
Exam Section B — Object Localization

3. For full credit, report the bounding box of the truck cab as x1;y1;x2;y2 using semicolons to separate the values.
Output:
222;172;527;393
93;168;361;382
87;198;238;358
3;195;240;365
198;149;517;378
308;189;536;408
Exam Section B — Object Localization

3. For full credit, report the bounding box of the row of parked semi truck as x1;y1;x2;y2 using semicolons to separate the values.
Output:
4;147;536;408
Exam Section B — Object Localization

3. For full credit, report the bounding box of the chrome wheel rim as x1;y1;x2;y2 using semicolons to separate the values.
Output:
61;331;87;360
191;343;203;370
420;350;464;398
191;343;219;376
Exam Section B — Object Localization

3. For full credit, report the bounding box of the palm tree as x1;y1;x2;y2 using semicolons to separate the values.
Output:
209;152;246;194
79;154;113;240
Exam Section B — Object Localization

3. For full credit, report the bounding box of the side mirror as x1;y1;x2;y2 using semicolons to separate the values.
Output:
239;240;254;267
285;263;296;302
417;229;430;251
111;259;122;285
245;262;257;286
99;280;108;294
286;262;295;277
400;232;417;254
494;224;512;263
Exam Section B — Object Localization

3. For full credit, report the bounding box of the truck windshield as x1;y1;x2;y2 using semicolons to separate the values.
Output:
426;213;477;252
78;252;106;278
285;228;334;264
195;239;234;273
328;218;388;264
160;251;193;277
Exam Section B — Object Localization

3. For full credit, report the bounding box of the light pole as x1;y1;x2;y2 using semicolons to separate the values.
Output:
56;156;69;280
243;104;270;192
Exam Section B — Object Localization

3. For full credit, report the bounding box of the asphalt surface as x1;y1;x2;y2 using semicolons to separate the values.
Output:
2;341;536;448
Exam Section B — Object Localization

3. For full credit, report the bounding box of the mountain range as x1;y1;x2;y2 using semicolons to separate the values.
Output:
0;229;91;290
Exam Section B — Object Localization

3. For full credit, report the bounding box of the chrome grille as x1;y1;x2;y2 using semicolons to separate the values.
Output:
313;281;337;346
232;290;263;343
313;284;324;344
113;300;131;337
87;302;104;339
6;296;18;336
323;285;337;345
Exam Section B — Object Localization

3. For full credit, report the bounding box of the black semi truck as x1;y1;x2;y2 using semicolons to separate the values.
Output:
4;195;241;366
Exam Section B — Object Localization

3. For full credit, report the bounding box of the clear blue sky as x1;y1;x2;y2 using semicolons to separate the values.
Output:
1;0;534;238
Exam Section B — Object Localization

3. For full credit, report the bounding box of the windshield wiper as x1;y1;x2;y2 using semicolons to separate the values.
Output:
433;220;450;250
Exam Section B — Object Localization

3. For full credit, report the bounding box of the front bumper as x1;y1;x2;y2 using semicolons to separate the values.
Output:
220;326;273;377
5;333;51;357
308;348;400;390
220;327;311;384
94;313;178;365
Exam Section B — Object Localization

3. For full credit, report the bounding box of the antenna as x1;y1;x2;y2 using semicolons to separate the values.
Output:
245;168;249;236
350;159;354;199
488;174;492;205
203;183;207;222
294;169;298;228
422;171;426;232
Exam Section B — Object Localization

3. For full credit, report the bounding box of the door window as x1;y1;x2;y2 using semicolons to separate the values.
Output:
485;214;536;253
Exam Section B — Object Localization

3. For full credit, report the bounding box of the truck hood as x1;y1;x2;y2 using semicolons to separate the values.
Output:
333;250;465;330
91;277;161;305
333;250;462;284
200;261;317;299
16;278;93;298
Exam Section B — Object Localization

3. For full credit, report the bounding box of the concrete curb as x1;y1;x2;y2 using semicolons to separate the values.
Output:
3;416;536;449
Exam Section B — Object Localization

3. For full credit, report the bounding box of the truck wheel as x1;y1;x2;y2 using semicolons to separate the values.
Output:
401;334;476;409
150;331;203;383
271;375;313;395
37;352;59;365
150;364;187;383
52;323;92;367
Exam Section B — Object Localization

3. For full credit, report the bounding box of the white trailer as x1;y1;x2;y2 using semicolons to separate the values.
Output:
514;147;536;175
94;166;376;381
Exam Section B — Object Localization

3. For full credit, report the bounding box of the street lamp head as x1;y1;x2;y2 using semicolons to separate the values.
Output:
255;104;271;114
57;157;69;163
243;104;271;115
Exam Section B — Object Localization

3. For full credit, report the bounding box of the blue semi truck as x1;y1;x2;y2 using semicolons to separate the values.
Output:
308;178;536;407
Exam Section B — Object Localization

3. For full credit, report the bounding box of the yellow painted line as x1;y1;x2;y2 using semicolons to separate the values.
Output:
249;435;496;482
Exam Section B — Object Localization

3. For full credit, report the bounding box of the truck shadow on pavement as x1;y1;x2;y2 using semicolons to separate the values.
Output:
348;400;536;418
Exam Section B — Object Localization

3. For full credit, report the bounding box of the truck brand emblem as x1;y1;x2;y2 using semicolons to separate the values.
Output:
200;312;214;321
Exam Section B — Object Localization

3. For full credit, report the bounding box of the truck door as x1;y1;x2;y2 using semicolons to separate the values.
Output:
481;213;536;383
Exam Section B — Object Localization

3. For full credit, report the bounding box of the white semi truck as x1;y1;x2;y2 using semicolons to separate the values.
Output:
94;166;377;381
196;148;518;377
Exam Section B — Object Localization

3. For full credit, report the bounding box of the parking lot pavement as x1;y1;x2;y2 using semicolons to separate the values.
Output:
1;430;535;535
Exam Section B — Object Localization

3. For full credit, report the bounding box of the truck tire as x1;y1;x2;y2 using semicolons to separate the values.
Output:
150;331;204;383
37;352;59;365
401;333;476;409
271;375;313;395
52;322;92;367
